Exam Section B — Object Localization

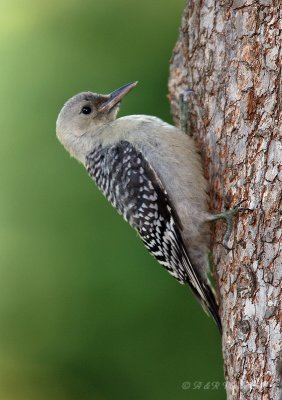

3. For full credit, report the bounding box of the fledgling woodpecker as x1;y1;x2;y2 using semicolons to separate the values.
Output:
56;82;222;332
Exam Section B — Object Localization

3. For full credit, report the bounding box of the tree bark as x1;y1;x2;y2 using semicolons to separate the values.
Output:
168;1;281;399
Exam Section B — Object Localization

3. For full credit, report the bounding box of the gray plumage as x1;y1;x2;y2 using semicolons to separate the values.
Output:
56;82;221;331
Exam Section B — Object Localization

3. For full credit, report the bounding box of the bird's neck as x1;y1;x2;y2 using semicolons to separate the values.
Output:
71;114;165;165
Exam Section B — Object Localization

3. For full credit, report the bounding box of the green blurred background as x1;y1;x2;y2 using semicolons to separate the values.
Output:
0;0;224;399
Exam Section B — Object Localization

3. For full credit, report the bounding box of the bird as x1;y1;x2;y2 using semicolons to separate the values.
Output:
56;81;222;332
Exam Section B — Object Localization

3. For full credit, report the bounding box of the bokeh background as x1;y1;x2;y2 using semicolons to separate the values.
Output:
0;0;224;399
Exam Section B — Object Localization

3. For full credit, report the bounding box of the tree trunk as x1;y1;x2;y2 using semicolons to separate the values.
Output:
168;1;281;399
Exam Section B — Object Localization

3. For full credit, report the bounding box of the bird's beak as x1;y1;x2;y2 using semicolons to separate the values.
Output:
98;81;138;113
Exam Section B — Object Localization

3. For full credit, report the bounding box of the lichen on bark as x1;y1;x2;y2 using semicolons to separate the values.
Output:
169;1;282;399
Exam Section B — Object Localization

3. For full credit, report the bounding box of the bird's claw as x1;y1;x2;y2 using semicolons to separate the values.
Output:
179;89;194;135
209;199;253;251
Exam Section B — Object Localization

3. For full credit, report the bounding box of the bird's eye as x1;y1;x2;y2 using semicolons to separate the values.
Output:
81;106;92;115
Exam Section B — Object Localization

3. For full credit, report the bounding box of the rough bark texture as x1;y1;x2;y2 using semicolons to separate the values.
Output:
168;1;281;399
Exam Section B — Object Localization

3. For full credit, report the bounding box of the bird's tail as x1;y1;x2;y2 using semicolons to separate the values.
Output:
201;282;222;334
189;280;222;334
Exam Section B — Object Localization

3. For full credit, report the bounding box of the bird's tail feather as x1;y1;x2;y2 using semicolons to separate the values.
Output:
189;280;222;334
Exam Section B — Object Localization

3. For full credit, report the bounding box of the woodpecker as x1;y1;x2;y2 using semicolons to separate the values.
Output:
56;82;222;332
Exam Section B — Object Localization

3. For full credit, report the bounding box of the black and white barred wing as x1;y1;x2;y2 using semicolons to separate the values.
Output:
86;141;220;329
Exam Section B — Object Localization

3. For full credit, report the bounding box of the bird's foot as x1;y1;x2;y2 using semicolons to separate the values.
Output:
208;200;253;250
179;89;193;135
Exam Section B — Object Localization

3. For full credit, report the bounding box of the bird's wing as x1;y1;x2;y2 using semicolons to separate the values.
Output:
128;147;221;330
86;141;221;331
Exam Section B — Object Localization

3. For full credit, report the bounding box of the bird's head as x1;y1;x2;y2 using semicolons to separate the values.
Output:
56;81;137;162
